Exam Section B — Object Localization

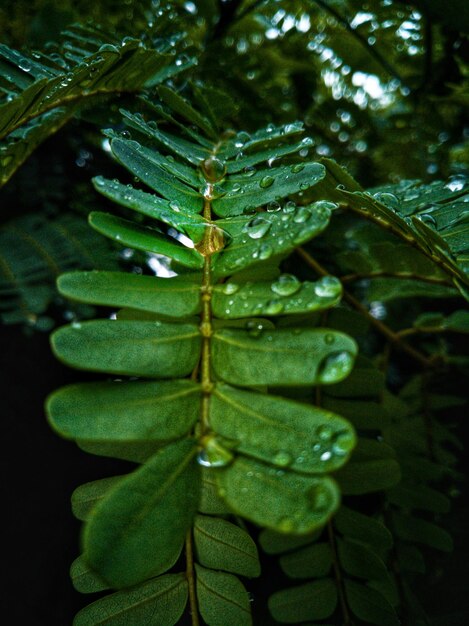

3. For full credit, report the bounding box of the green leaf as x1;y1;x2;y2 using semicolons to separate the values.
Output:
51;319;201;377
344;579;400;626
88;212;204;269
47;379;201;442
70;556;110;594
268;578;338;623
392;512;453;552
92;177;206;242
84;439;200;587
226;138;313;174
213;201;333;275
333;506;393;551
77;439;162;464
73;573;188;625
110;138;203;212
212;327;357;386
212;275;342;318
211;384;356;473
218;122;305;160
216;457;340;534
71;476;124;521
157;85;218;138
280;542;333;579
195;564;252;626
337;538;390;581
387;483;450;513
334;459;402;495
199;469;232;515
57;271;202;318
194;514;260;577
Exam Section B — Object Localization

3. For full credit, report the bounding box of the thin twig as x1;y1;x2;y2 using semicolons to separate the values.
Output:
327;520;352;625
340;271;452;287
185;529;200;626
297;247;436;368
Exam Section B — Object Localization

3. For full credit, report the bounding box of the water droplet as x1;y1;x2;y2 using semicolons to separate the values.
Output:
418;213;437;227
317;351;354;383
99;43;120;54
258;243;273;260
316;425;333;441
271;274;301;296
314;276;342;298
267;201;281;212
324;333;335;345
265;299;284;315
309;485;331;511
372;192;399;210
299;182;310;190
312;200;336;219
195;225;226;256
320;450;332;461
201;157;226;182
259;175;275;188
244;166;256;177
19;58;32;72
246;321;265;338
169;201;180;212
222;282;239;295
244;216;272;239
197;436;234;468
273;450;292;466
283;201;296;214
291;163;305;173
293;206;311;223
71;322;82;329
332;431;355;456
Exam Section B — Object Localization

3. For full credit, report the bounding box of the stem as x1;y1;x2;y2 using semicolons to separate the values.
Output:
297;247;435;368
340;271;452;287
185;529;200;626
327;521;351;624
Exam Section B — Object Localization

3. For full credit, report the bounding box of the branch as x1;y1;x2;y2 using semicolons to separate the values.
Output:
185;529;200;626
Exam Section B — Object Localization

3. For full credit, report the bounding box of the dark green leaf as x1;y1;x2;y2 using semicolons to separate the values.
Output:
392;512;453;552
73;573;188;625
89;212;204;269
70;556;110;594
194;514;260;577
57;271;201;318
337;538;390;581
47;379;201;442
280;542;333;579
157;85;217;138
333;506;393;551
268;578;337;623
195;564;252;626
71;476;124;521
51;319;201;377
212;327;357;386
216;457;340;534
211;384;356;473
84;439;200;587
334;459;401;495
344;579;400;626
199;469;232;515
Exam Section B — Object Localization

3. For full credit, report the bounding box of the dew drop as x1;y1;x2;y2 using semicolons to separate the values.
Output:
277;517;294;532
418;213;437;227
267;201;281;212
324;333;335;345
283;201;296;214
19;58;32;72
271;274;301;296
316;425;333;441
293;206;311;223
314;276;342;298
291;163;305;173
169;201;180;212
197;436;234;468
317;351;354;383
201;157;226;182
258;243;273;260
273;450;292;467
244;216;272;239
246;321;265;338
331;431;355;456
259;175;275;188
265;299;284;315
222;282;239;295
320;450;332;461
299;182;310;191
372;192;400;210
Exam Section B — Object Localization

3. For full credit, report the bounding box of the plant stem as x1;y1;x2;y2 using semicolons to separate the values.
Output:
297;247;435;368
185;529;200;626
327;520;351;625
340;271;452;287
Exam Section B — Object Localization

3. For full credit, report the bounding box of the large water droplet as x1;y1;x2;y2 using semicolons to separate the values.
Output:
201;157;226;182
317;351;354;383
291;163;305;173
271;274;301;296
418;213;437;227
331;431;355;456
314;276;342;298
267;201;281;212
19;58;32;72
244;216;272;239
372;192;400;210
197;436;234;468
259;175;275;188
283;201;296;214
273;450;292;467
